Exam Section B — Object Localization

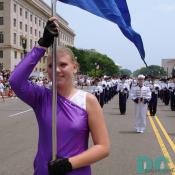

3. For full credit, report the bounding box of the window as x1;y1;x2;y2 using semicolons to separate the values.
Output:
13;19;16;27
35;17;37;24
0;50;3;58
25;11;28;19
39;31;41;38
14;51;17;59
20;21;22;30
30;14;32;22
0;32;4;43
39;19;41;26
13;33;16;44
30;27;32;34
14;4;16;12
0;2;4;10
43;22;45;28
25;24;27;32
20;8;22;16
0;17;3;25
35;29;37;36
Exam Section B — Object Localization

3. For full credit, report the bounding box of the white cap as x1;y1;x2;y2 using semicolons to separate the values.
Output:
138;74;145;79
104;75;107;78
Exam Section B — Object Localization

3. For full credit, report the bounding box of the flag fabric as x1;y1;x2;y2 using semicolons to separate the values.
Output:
58;0;145;60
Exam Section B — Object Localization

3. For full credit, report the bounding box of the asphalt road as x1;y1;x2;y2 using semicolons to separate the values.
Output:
0;94;175;175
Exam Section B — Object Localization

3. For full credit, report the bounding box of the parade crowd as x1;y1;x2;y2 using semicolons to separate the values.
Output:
87;74;175;133
1;67;175;134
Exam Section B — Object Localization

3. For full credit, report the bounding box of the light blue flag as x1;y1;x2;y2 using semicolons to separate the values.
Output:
58;0;146;62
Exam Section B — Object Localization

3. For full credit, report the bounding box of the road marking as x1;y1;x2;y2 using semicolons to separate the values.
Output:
148;114;175;174
8;109;32;118
155;115;175;154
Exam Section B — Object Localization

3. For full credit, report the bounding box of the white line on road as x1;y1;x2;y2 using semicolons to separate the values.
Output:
8;109;32;118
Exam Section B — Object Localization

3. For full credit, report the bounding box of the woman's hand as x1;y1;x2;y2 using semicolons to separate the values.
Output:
38;17;59;48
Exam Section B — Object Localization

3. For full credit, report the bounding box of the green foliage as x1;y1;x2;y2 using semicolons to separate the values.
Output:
68;46;120;77
133;65;167;78
119;69;132;77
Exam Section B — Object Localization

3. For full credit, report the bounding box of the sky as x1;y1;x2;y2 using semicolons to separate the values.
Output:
43;0;175;71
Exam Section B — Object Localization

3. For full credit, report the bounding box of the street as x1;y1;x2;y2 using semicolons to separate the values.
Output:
0;95;175;175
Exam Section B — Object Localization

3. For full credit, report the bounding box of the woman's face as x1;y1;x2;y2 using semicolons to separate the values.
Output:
47;53;77;87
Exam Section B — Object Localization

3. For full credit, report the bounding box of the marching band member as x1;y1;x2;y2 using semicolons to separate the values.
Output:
117;75;129;115
148;76;160;116
168;77;175;111
161;79;169;105
130;75;151;133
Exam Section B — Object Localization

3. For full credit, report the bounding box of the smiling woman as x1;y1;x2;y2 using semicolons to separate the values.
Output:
9;17;110;175
47;47;79;90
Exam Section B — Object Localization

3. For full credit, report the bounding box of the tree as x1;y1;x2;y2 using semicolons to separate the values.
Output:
119;69;132;77
68;46;120;77
132;69;140;77
133;65;166;78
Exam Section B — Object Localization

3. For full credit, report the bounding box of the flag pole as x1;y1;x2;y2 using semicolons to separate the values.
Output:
51;0;57;161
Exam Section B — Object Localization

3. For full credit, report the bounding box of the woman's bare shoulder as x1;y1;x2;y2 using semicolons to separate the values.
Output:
86;92;97;102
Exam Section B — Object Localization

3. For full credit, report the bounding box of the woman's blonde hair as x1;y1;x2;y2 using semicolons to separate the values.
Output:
48;46;79;70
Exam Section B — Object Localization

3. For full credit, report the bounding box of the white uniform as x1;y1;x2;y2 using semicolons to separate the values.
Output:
130;85;151;132
117;82;129;93
0;83;4;93
148;83;160;95
131;79;137;87
168;82;175;91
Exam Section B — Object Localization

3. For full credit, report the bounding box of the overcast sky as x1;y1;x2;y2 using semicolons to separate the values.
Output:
43;0;175;71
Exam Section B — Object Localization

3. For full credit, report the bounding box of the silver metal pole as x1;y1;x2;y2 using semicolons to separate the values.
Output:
51;0;57;161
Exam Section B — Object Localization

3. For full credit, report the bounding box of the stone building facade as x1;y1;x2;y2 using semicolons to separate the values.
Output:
0;0;75;73
161;58;175;77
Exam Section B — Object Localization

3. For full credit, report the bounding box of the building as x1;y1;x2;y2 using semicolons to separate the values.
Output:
161;58;175;77
0;0;75;73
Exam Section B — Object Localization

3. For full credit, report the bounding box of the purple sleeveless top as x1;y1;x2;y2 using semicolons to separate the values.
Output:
9;47;91;175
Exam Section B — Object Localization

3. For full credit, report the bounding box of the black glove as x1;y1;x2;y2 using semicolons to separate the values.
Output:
38;20;58;48
48;158;72;175
155;87;159;90
133;98;139;103
143;99;149;104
